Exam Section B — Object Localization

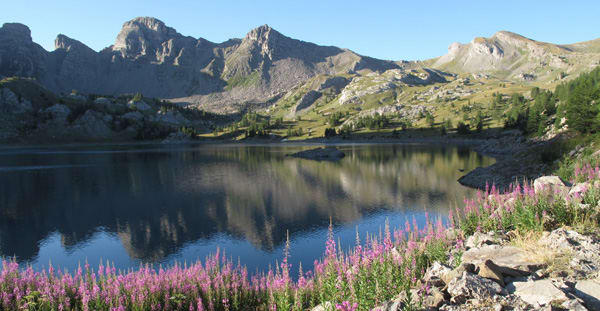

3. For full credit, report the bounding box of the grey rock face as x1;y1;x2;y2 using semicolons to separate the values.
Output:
0;23;47;78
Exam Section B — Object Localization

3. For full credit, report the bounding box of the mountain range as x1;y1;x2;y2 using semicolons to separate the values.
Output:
1;16;599;114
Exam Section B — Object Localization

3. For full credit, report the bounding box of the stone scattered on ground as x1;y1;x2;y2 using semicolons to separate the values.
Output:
447;271;504;304
538;228;600;280
372;226;600;311
288;147;345;161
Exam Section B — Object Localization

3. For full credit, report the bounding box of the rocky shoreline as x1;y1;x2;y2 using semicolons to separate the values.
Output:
368;226;600;311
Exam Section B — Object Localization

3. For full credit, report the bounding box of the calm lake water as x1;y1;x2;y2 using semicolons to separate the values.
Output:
0;143;493;274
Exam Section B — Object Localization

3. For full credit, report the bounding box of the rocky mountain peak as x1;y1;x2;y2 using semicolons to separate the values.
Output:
55;34;89;51
245;24;281;42
0;23;32;42
112;16;183;58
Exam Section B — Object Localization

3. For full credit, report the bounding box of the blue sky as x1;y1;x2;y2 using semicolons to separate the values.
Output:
2;0;600;61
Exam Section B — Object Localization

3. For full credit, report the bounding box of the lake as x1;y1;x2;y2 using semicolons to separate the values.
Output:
0;143;493;274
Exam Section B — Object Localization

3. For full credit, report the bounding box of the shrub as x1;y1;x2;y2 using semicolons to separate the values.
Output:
456;121;470;135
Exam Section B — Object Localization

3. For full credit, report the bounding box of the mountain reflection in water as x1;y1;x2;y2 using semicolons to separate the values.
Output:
0;143;493;272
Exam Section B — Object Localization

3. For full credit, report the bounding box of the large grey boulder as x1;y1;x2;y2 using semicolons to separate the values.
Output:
462;245;545;273
506;280;568;307
575;279;600;311
447;271;504;304
533;175;569;194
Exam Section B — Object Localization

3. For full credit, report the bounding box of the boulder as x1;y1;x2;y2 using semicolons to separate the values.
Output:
462;245;545;273
422;286;446;309
477;259;505;287
441;262;476;287
575;279;600;311
447;271;504;304
423;261;452;288
506;280;568;307
533;176;569;194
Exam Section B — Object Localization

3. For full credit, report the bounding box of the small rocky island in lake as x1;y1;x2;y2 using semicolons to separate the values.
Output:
288;147;345;161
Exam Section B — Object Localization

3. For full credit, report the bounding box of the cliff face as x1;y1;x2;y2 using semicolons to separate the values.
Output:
0;17;399;112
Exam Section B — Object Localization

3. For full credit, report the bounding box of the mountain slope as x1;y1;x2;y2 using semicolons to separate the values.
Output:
0;17;400;113
431;31;600;82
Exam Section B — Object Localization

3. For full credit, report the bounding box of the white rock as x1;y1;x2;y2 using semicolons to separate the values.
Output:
506;280;568;306
575;279;600;311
